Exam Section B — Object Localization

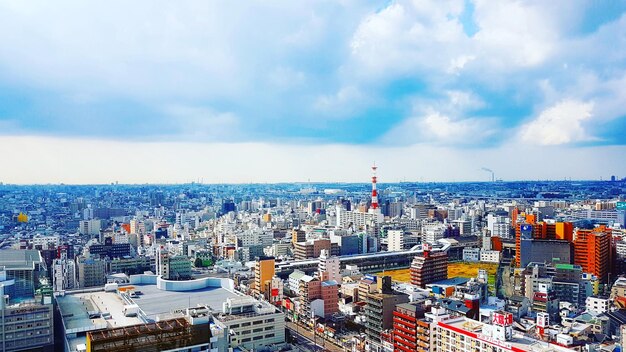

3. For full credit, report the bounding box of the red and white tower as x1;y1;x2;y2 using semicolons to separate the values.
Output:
369;164;380;213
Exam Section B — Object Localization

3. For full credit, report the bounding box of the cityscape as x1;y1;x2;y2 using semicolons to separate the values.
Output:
2;1;626;352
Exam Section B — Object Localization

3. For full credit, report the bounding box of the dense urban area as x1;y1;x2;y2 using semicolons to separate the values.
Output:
2;169;626;352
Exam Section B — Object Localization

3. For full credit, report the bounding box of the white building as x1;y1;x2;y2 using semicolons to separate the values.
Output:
462;248;480;262
585;296;610;314
487;214;512;239
423;223;446;244
318;249;341;283
53;257;77;292
32;235;60;249
216;296;286;351
79;219;101;236
336;205;383;233
387;229;404;252
480;250;501;263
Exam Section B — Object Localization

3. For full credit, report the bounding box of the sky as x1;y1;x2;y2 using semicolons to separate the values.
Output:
1;0;626;184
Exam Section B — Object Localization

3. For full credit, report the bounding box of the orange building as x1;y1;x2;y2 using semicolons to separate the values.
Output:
253;256;275;295
574;226;612;282
515;220;574;267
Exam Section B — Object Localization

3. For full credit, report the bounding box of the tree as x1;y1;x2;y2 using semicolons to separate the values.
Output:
194;257;203;268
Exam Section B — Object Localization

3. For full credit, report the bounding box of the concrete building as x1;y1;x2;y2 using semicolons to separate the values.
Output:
335;205;384;234
574;226;612;282
364;276;409;350
410;250;448;288
320;280;339;317
253;256;275;296
77;256;106;288
215;296;286;350
0;285;54;352
387;229;404;252
294;239;339;260
52;256;77;292
156;250;192;280
432;313;574;352
0;250;46;299
462;247;480;262
318;249;341;283
392;302;427;352
79;219;102;236
585;296;610;314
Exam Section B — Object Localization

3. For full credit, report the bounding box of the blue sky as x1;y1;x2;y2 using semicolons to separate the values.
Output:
1;0;626;183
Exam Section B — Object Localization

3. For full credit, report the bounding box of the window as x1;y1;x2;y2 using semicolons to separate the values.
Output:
253;335;263;340
265;333;275;338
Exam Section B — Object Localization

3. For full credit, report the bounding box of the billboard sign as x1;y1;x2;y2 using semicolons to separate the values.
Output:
617;202;626;210
520;224;533;239
492;312;513;326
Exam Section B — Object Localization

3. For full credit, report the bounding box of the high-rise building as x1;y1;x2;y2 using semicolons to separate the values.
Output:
574;226;612;282
156;250;192;281
294;239;339;260
515;220;574;267
253;256;275;296
77;256;107;288
410;249;448;288
387;229;404;252
0;250;46;299
52;255;77;292
0;273;54;352
364;276;409;350
291;228;306;244
318;249;341;283
392;302;426;352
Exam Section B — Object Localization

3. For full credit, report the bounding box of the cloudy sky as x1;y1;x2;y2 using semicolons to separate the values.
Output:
1;0;626;184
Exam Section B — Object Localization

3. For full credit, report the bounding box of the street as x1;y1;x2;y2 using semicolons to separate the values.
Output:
285;321;346;352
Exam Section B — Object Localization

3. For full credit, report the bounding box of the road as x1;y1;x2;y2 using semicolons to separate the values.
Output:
286;321;345;352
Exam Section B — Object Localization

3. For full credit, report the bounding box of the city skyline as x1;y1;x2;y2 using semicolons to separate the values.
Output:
2;1;626;183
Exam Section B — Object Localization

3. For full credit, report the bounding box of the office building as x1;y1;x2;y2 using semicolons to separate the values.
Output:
0;250;46;299
88;237;132;259
156;250;192;280
77;256;107;288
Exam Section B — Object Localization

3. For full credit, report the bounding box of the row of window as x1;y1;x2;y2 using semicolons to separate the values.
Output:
240;334;276;343
230;317;276;329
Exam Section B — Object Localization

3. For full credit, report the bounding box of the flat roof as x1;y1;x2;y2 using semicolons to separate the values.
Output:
57;290;144;343
428;277;471;287
130;284;240;322
0;249;42;269
439;318;575;351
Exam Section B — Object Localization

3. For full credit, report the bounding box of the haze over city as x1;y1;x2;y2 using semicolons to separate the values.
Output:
2;1;626;183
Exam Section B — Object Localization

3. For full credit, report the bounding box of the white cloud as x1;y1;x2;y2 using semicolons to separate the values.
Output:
163;106;240;141
382;110;497;146
314;86;365;117
0;135;624;184
519;100;594;145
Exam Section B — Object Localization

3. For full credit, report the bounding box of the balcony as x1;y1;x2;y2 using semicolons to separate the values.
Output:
393;311;416;322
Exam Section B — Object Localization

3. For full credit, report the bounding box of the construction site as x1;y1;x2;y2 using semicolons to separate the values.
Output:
86;317;210;352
